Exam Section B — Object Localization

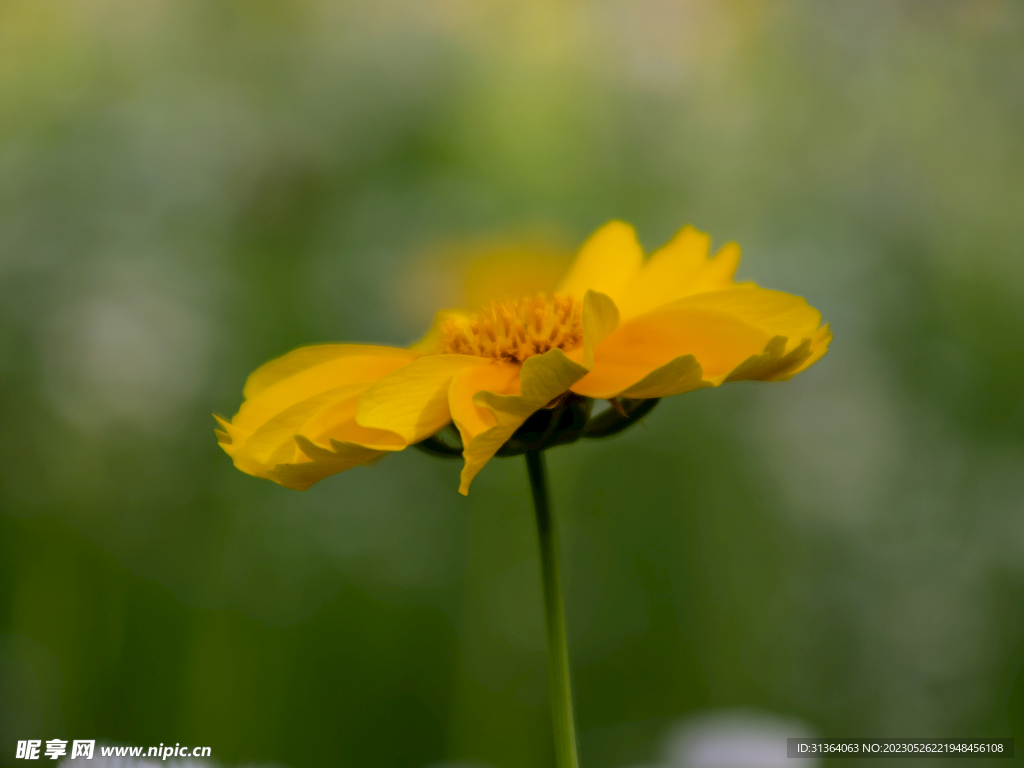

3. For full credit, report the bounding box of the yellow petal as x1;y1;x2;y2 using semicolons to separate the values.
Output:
694;242;742;293
572;285;828;398
218;382;406;488
457;349;589;495
267;436;388;491
217;344;416;487
297;388;408;451
215;413;273;479
448;361;522;446
232;345;419;439
242;384;367;467
556;221;644;304
242;344;417;400
356;354;491;444
571;305;769;399
615;225;709;318
616;225;742;319
581;289;619;369
619;355;709;399
681;287;823;355
768;323;832;380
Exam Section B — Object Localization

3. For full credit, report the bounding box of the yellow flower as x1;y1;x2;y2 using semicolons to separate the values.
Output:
216;221;831;494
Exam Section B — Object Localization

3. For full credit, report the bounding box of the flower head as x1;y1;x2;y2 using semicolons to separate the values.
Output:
216;221;831;494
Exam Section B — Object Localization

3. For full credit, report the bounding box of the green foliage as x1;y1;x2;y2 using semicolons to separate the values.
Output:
2;2;1024;766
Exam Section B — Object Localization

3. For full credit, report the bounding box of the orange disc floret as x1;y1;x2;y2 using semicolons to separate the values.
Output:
439;293;583;363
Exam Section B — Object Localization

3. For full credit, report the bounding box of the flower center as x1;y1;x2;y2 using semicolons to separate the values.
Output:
440;293;583;363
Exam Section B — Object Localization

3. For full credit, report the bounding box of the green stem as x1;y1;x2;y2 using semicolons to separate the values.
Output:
525;449;580;768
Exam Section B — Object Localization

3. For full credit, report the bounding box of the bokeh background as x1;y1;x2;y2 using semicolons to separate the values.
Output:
2;1;1024;766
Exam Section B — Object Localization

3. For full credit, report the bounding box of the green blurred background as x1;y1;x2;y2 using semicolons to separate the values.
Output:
2;1;1024;766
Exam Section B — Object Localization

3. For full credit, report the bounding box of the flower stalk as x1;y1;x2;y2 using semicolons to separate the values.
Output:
525;449;580;768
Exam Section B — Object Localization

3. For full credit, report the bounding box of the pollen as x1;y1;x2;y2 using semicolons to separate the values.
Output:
440;293;584;363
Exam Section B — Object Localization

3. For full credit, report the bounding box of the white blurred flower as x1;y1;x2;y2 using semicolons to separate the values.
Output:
58;752;285;768
629;709;817;768
58;758;210;768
